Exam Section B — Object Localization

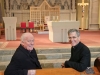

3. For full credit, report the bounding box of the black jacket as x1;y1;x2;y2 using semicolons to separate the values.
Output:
65;42;91;72
4;44;42;75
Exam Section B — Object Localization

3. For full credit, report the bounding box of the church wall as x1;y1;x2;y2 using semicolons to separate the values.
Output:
14;13;30;27
0;0;5;28
89;0;99;30
3;0;76;28
1;0;99;30
60;10;76;21
99;0;100;28
0;0;5;17
77;0;100;30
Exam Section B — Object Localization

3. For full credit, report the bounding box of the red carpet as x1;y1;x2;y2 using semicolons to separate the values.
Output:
0;30;100;49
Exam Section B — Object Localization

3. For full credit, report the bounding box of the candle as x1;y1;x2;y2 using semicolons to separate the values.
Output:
53;16;55;21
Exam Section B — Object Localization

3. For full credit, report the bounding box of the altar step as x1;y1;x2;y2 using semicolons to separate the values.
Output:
0;58;96;71
0;47;100;71
0;52;100;62
37;31;49;34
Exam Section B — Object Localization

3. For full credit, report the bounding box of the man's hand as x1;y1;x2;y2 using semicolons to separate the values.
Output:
61;63;65;68
28;70;36;75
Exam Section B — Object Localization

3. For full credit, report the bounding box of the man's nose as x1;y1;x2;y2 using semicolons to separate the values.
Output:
30;41;34;44
32;42;34;45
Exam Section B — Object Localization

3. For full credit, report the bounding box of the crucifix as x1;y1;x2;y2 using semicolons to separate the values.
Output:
78;0;89;30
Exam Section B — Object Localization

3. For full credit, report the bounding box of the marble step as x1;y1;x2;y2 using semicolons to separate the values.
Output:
37;31;49;34
0;52;100;62
0;58;96;71
0;47;100;55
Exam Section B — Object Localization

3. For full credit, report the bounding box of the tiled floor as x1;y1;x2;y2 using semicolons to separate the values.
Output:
0;30;100;49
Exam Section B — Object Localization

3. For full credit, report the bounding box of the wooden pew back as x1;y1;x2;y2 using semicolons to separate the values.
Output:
0;71;4;75
94;57;100;72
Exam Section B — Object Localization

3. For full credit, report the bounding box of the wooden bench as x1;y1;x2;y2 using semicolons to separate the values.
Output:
94;57;100;72
0;71;4;75
0;67;100;75
1;57;100;75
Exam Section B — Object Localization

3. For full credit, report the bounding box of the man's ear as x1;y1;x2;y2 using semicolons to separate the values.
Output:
78;36;80;40
21;41;24;45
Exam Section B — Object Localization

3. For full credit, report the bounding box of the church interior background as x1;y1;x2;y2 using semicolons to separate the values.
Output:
0;0;100;30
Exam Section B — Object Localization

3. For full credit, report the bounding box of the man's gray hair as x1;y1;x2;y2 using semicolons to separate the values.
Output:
68;29;80;37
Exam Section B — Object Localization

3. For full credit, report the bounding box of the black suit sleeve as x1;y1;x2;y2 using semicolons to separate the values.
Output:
65;49;90;72
33;49;42;69
4;57;28;75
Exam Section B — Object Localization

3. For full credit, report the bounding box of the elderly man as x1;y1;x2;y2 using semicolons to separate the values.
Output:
4;33;42;75
61;29;91;72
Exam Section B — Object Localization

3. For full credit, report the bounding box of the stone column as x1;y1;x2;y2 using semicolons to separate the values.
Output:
88;0;91;25
5;0;9;17
0;3;3;23
99;0;100;29
84;0;89;29
16;0;20;10
72;0;75;10
88;0;99;30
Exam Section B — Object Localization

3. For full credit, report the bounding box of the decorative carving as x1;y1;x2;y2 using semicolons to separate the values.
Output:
16;0;21;10
20;0;28;10
5;0;76;11
47;0;73;10
34;0;39;6
10;0;13;10
60;0;65;9
5;0;9;10
48;0;56;6
72;0;75;9
27;0;32;5
30;0;35;6
3;0;76;25
38;0;44;6
0;3;3;23
55;0;61;6
13;0;18;10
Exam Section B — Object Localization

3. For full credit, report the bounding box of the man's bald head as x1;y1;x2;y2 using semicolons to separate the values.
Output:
21;33;34;51
21;33;34;42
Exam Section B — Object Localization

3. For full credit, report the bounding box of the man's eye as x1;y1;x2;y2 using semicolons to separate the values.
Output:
73;37;76;38
69;37;76;39
28;40;34;42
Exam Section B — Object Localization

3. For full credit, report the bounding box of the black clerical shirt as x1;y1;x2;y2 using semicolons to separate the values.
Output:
4;44;42;75
64;42;91;72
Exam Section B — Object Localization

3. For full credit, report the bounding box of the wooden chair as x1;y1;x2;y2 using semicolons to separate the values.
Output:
20;22;26;32
43;24;48;31
42;16;50;31
28;22;34;32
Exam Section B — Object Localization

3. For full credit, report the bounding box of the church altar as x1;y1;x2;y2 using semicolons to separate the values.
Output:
47;21;80;42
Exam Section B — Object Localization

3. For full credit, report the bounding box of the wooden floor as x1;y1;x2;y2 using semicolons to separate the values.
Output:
0;30;100;49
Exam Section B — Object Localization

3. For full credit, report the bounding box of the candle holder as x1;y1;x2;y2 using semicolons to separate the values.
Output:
56;16;59;21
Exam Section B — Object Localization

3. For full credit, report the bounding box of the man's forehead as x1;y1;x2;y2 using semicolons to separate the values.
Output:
25;37;34;40
69;32;77;35
27;38;34;40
